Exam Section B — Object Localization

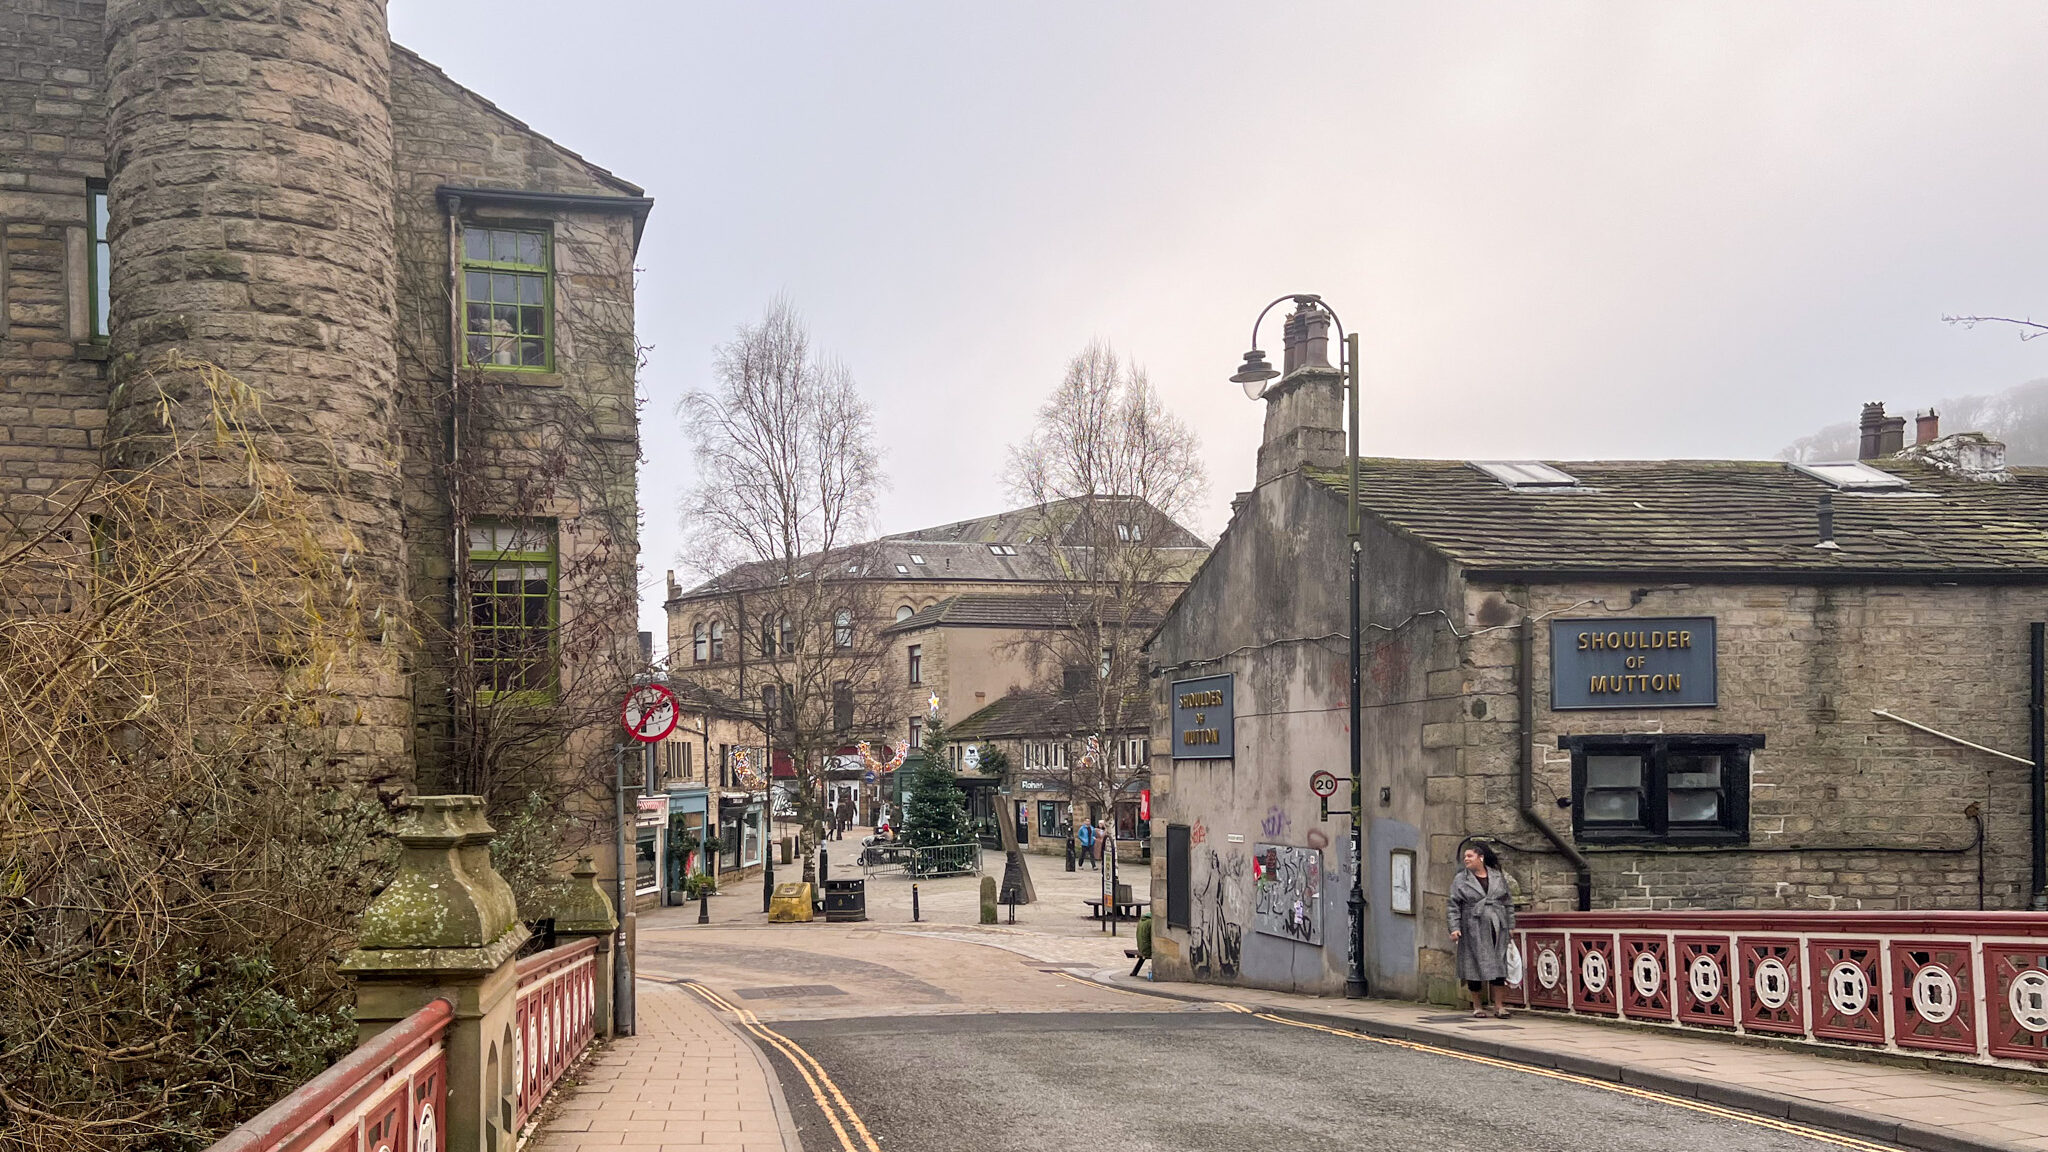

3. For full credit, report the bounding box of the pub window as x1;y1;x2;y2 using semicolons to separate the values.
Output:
1563;734;1761;845
467;520;556;696
461;226;550;370
88;183;110;340
908;644;922;685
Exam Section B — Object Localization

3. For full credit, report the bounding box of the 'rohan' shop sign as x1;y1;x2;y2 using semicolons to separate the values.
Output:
1550;617;1717;710
1170;673;1234;759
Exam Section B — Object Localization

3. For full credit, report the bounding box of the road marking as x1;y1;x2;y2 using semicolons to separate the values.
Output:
1245;1010;1902;1152
679;980;881;1152
1051;970;1164;1002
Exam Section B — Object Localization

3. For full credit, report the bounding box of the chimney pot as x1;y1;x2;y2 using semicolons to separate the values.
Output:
1858;402;1886;460
1917;408;1940;445
1879;414;1906;456
1815;493;1838;550
1281;298;1331;374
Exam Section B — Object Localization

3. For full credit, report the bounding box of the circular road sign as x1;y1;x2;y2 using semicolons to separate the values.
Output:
621;683;679;744
1310;770;1341;799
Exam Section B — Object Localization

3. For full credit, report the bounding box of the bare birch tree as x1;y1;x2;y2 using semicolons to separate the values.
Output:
678;300;889;880
1004;340;1207;816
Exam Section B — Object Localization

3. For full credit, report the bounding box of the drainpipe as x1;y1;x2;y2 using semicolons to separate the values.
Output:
1519;618;1591;910
2032;623;2045;910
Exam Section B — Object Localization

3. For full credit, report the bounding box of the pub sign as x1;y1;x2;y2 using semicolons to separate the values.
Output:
1170;673;1234;760
1550;617;1716;710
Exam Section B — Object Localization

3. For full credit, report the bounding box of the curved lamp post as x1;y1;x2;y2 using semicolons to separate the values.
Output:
1233;294;1368;999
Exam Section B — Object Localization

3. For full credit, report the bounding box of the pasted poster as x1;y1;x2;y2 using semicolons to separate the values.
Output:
1252;843;1321;946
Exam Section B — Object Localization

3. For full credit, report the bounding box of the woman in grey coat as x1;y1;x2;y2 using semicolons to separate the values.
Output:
1447;842;1515;1018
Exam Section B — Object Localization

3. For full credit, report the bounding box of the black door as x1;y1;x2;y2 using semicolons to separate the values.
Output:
1165;822;1191;928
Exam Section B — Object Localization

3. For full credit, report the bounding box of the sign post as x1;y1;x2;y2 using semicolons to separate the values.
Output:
614;683;678;1037
1311;769;1339;821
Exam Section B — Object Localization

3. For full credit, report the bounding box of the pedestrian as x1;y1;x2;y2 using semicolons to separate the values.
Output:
837;797;855;840
1075;819;1096;869
1447;841;1515;1019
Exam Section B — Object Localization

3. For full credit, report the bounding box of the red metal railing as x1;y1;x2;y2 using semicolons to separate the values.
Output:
1511;911;2048;1065
514;936;600;1132
206;997;451;1152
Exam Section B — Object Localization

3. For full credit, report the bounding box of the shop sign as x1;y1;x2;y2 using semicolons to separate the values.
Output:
635;797;667;828
1170;673;1233;760
1550;617;1717;710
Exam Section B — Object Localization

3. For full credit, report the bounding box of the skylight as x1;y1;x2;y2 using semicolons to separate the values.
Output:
909;554;926;565
987;544;1017;556
895;564;909;575
1791;461;1910;491
1472;461;1578;489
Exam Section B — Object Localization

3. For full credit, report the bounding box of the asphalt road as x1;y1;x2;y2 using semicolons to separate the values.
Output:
728;1002;1889;1152
640;905;1891;1152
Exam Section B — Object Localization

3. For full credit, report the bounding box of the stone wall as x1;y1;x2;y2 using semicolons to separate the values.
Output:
104;0;411;782
0;1;107;530
387;48;644;850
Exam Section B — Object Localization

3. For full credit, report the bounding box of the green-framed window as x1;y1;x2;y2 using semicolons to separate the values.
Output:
467;520;557;696
461;226;550;370
88;184;109;341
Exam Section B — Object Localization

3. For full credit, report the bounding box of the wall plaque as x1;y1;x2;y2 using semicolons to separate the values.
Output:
1550;617;1717;710
1170;673;1233;760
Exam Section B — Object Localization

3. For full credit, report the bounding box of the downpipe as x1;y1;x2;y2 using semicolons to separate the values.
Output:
1519;618;1591;910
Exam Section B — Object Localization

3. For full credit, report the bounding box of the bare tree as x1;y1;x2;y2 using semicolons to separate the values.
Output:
678;300;889;879
1003;340;1206;816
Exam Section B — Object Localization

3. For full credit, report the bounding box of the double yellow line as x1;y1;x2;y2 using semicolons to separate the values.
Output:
679;981;880;1152
1213;1001;1902;1152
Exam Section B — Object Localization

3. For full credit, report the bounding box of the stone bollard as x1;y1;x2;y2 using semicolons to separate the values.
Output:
551;855;620;1039
343;796;531;1152
979;875;998;924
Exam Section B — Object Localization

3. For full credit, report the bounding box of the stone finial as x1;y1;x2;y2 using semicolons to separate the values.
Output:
553;854;620;936
342;795;528;974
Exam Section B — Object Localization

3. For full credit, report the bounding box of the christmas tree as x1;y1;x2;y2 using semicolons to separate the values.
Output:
903;715;975;869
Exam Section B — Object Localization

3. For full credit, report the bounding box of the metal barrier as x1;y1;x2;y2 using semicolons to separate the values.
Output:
206;998;451;1152
1511;910;2048;1067
861;840;982;878
514;936;600;1132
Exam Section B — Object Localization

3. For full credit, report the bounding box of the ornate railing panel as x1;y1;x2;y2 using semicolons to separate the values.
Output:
513;936;600;1132
206;997;451;1152
1510;911;2048;1066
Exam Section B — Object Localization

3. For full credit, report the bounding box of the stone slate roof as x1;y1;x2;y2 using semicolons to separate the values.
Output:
883;594;1166;635
661;678;761;721
950;690;1152;740
1305;458;2048;579
675;496;1207;599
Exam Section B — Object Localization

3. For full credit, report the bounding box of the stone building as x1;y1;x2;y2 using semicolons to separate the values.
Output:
1147;300;2048;1003
0;4;647;833
664;497;1203;829
948;686;1152;859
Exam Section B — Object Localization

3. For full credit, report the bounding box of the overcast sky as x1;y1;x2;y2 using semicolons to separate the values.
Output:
390;2;2048;653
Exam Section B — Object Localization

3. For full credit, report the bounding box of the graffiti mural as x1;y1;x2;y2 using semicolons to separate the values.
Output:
1252;843;1322;945
1260;806;1291;838
1190;847;1246;978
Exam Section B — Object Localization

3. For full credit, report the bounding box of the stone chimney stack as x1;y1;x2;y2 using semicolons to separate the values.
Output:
104;0;410;783
1917;409;1940;445
1256;299;1345;484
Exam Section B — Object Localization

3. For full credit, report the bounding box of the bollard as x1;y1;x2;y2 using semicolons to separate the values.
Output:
912;883;920;922
698;889;709;925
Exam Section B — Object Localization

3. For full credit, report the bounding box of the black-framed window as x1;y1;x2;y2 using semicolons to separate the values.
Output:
88;183;109;340
1038;800;1068;838
907;644;922;684
1563;733;1762;845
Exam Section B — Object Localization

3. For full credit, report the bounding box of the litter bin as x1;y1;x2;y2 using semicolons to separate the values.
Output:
823;878;866;923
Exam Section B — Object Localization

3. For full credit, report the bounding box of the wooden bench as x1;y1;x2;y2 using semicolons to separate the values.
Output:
1124;948;1146;977
1086;897;1149;923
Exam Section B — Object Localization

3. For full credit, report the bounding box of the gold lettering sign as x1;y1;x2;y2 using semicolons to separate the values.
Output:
1182;729;1220;746
1176;689;1224;709
1578;629;1694;651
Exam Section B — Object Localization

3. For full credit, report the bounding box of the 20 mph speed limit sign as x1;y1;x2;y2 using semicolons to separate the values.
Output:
621;683;679;743
1310;770;1341;799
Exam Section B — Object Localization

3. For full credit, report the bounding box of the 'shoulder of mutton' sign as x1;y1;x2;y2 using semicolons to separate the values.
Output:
1550;617;1716;710
1170;673;1234;760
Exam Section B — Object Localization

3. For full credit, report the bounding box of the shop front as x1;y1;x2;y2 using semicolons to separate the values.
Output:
664;786;710;899
634;795;666;907
717;791;767;877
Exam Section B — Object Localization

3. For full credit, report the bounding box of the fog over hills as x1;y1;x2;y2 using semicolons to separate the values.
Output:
1781;378;2048;464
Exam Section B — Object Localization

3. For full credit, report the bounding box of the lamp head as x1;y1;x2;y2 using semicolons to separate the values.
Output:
1232;348;1279;398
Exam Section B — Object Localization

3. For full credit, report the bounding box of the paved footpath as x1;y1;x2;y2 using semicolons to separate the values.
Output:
528;979;797;1152
1100;971;2048;1152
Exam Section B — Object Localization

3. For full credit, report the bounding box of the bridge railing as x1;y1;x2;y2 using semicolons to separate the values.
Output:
1511;910;2048;1066
515;936;601;1133
206;997;452;1152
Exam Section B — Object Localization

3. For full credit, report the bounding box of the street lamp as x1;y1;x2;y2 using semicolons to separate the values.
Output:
1234;294;1368;999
